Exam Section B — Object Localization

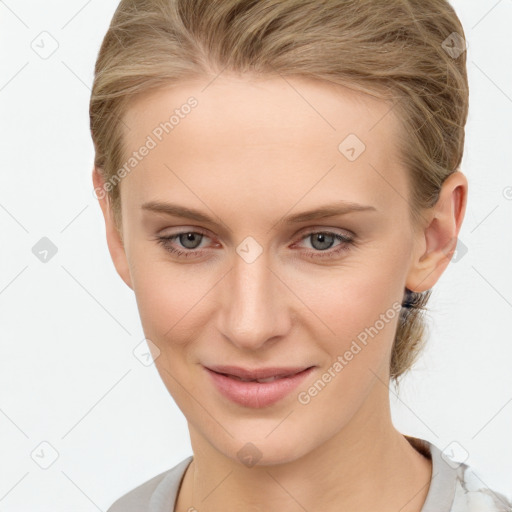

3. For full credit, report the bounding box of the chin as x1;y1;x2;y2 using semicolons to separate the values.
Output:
208;423;319;468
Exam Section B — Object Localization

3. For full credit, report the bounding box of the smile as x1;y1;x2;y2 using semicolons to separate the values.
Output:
204;365;315;408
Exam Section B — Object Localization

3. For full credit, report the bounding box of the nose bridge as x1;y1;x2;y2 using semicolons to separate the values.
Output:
219;241;288;349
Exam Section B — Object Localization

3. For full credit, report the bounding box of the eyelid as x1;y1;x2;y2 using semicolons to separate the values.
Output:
157;226;213;244
156;226;355;261
295;225;354;240
292;230;354;254
158;226;353;246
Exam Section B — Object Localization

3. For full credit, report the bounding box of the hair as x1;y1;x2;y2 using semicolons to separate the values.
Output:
89;0;469;383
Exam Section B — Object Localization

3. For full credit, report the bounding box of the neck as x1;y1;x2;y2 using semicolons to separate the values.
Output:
175;385;432;512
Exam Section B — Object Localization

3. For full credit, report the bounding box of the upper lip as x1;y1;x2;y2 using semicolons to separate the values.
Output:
205;365;313;380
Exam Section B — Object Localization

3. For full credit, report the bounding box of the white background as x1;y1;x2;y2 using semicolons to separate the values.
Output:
1;0;511;509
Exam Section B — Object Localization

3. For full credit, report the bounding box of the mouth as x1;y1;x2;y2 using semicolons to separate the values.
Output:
222;374;295;383
203;365;316;408
205;365;314;382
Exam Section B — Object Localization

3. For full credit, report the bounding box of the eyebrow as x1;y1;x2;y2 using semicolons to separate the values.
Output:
141;200;377;225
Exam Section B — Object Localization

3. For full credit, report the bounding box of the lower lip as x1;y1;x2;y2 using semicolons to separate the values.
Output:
204;366;315;408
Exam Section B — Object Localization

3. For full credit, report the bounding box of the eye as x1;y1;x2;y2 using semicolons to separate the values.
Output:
295;231;354;259
155;229;355;260
156;230;211;259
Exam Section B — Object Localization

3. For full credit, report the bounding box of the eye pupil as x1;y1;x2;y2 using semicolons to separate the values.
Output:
311;233;335;251
179;232;202;249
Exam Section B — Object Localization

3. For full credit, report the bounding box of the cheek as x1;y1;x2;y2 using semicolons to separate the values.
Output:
291;274;403;422
129;261;209;400
292;263;401;338
129;223;407;356
128;247;218;359
284;254;405;377
132;267;198;344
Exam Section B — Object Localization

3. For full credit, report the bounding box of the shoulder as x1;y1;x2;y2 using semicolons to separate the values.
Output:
106;456;193;512
405;436;512;512
451;465;512;512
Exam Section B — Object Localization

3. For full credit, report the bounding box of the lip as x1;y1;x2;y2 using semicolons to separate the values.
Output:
204;365;315;408
205;365;312;380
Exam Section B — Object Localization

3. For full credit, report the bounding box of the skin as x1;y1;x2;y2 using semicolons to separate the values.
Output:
93;74;467;512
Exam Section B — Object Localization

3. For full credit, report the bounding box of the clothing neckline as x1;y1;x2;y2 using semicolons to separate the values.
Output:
153;436;460;512
404;435;459;511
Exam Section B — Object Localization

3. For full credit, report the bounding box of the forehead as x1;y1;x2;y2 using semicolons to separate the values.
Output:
120;74;408;215
124;74;399;143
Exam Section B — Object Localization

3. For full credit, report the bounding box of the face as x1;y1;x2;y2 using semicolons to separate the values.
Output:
96;74;452;466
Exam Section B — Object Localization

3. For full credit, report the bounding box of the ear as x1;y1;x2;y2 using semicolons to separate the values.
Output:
405;170;468;292
92;167;133;290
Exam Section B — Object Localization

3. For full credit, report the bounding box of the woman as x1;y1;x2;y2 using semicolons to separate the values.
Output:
90;1;511;510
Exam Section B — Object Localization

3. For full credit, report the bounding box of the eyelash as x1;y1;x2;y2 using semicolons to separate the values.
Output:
156;229;354;260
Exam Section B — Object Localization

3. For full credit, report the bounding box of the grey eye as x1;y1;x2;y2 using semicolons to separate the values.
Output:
309;233;336;251
178;232;203;249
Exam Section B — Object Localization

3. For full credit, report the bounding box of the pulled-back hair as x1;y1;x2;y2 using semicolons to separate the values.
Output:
89;0;469;382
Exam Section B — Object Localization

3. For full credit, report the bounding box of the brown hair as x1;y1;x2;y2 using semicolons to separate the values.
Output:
89;0;469;382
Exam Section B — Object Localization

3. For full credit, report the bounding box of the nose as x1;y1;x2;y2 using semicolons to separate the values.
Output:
217;246;292;351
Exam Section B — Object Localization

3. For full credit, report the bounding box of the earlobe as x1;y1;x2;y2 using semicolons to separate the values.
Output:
405;170;468;292
92;167;133;290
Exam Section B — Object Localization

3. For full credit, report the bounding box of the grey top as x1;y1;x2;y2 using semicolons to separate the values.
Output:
107;436;512;511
